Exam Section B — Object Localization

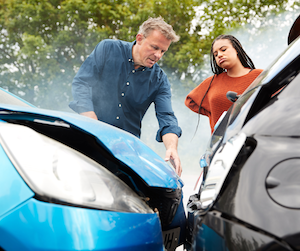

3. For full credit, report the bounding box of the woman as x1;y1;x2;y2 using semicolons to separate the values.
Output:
185;35;263;133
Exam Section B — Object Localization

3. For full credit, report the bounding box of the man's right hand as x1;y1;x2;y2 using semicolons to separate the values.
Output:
80;111;98;120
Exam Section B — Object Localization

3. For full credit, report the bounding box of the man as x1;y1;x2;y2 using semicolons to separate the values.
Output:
69;17;182;176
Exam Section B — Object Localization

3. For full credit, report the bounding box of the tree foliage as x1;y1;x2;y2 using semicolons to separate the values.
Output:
0;0;298;109
183;0;299;73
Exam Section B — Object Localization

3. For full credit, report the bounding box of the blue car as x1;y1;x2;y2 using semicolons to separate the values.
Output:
0;87;186;251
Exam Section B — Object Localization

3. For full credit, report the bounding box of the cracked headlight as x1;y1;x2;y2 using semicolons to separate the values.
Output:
0;123;153;214
200;133;247;208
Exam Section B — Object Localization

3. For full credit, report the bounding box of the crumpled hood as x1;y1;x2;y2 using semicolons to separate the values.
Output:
0;104;183;189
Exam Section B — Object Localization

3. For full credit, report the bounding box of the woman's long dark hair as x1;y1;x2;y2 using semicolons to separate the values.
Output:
194;35;256;136
210;35;256;75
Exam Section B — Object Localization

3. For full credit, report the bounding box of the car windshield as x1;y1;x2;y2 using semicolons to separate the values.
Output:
226;37;300;131
0;88;32;107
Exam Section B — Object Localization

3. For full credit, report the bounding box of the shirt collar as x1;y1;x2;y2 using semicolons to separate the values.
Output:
128;40;151;71
127;40;135;64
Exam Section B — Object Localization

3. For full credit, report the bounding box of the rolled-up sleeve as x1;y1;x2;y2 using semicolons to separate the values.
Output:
155;75;182;142
69;41;106;114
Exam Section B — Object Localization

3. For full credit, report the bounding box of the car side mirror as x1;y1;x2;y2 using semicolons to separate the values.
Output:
226;91;240;102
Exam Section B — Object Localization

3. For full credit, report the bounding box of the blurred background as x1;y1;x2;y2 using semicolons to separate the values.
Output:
1;0;300;207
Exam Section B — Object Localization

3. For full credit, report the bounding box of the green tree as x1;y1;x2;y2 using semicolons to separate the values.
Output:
0;0;298;109
180;0;299;77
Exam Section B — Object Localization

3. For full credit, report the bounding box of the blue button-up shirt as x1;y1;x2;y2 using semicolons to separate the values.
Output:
69;39;181;142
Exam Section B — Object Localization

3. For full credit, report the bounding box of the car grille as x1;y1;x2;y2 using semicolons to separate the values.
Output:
148;188;182;228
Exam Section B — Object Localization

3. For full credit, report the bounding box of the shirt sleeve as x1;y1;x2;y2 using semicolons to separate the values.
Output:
184;76;213;117
154;74;182;142
69;41;106;114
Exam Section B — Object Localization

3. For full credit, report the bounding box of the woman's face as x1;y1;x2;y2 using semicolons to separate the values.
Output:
212;39;239;70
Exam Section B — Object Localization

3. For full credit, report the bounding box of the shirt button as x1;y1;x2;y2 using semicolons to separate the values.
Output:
132;70;135;73
142;68;145;71
116;116;120;120
127;82;130;86
119;104;122;107
128;59;131;62
121;93;125;96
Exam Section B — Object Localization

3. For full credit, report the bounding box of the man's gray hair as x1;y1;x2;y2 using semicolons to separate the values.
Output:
138;17;180;42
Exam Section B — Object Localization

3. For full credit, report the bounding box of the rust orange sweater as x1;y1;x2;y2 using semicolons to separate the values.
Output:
185;69;263;133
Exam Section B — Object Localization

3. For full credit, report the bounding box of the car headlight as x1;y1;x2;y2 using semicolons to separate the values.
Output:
0;123;153;214
200;132;247;208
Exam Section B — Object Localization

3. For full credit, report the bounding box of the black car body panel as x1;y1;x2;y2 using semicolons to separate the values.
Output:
192;210;292;251
216;136;300;239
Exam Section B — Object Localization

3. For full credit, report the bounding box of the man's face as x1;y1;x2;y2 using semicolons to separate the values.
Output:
134;30;171;68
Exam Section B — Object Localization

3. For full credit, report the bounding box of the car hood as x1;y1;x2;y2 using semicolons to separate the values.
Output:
0;104;183;189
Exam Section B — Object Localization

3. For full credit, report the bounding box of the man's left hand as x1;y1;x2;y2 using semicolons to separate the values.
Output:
162;133;182;176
